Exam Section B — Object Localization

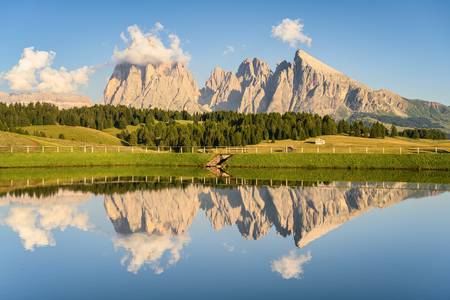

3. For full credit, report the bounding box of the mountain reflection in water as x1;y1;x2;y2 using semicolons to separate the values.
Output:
0;180;445;277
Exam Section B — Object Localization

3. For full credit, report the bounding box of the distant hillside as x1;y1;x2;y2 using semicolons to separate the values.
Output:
21;125;123;145
0;91;92;109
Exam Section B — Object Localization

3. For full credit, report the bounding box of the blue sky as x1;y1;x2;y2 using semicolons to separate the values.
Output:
1;0;449;104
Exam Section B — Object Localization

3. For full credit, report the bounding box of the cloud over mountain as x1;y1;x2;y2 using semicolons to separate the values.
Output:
271;18;312;48
113;23;190;66
2;47;93;93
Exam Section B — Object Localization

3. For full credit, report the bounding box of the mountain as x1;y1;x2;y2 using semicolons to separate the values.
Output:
104;62;204;113
200;58;273;112
103;50;450;131
0;91;92;109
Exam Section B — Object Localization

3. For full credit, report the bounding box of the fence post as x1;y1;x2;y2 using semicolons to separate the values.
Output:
71;146;74;153
333;147;335;154
349;147;351;154
158;146;160;153
169;146;172;153
26;146;29;153
382;147;385;154
57;146;59;153
192;146;194;153
400;147;402;154
255;147;258;154
10;146;12;153
145;147;148;153
118;146;120;153
42;146;44;153
203;146;205;153
301;147;304;153
104;146;107;153
84;146;87;153
365;147;368;154
316;147;319;153
91;146;94;153
435;147;437;153
417;148;419;154
285;146;288;153
181;147;183;153
270;147;272;153
131;147;134;153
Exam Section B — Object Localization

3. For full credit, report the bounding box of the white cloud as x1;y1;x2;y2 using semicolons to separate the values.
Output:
4;207;54;251
2;47;93;93
2;47;54;91
37;65;92;93
114;233;190;274
113;22;190;66
223;45;235;56
223;242;235;252
271;251;312;279
271;18;312;48
4;204;91;251
153;22;164;32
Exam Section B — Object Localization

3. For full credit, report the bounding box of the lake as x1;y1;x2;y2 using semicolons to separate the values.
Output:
0;170;449;299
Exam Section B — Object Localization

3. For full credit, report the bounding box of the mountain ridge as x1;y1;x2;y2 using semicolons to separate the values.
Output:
102;49;450;131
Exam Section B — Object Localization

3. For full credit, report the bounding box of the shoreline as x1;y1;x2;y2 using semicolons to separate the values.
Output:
0;152;449;171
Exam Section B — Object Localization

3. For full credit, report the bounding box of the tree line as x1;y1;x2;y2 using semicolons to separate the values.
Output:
0;103;446;146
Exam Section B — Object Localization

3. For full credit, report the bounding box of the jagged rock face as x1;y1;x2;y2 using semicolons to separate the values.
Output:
103;50;449;129
200;58;272;113
103;183;439;247
0;92;92;109
202;50;411;117
104;62;203;113
199;67;242;110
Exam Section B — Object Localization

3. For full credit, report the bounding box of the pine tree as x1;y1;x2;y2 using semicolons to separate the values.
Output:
390;125;398;137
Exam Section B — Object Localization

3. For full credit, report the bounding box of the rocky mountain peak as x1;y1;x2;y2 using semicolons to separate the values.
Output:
294;49;341;75
237;58;272;83
103;50;449;131
104;61;202;112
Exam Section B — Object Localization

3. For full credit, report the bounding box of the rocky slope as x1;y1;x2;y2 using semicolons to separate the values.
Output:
202;50;450;126
103;50;450;131
104;62;203;113
0;91;92;109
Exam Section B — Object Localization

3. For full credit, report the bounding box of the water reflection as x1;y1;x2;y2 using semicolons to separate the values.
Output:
271;251;312;279
104;183;441;248
114;233;190;274
0;190;91;250
0;179;445;277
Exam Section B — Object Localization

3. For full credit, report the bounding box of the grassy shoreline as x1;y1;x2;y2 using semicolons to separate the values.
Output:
0;152;449;171
227;153;450;171
0;153;213;168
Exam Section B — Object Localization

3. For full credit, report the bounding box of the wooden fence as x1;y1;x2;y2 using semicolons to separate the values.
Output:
0;145;449;154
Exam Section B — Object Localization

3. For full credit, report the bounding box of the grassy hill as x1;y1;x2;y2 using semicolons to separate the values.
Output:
250;135;450;154
22;125;123;145
0;130;125;149
103;125;140;137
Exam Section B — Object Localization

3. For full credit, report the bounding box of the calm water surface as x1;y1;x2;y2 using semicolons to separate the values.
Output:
0;176;449;299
